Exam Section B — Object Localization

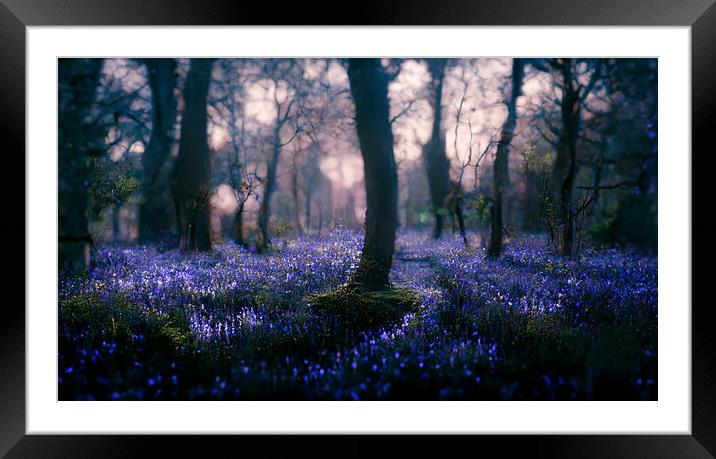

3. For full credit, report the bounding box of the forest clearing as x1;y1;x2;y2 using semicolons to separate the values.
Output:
58;57;657;400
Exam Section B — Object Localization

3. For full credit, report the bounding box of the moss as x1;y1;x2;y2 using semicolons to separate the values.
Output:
59;292;193;350
60;292;140;340
306;287;420;342
468;301;590;373
157;325;188;348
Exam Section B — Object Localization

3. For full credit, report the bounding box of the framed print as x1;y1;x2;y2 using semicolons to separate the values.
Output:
2;0;715;456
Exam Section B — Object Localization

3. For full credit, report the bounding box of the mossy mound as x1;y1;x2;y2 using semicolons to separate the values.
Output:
59;292;193;351
306;287;420;342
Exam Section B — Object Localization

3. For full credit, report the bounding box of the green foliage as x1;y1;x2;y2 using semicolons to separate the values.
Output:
588;214;619;246
418;210;432;224
538;189;560;245
520;142;552;176
307;287;420;343
270;220;296;238
476;302;590;372
589;194;657;248
521;144;560;248
431;295;653;400
464;194;492;227
60;292;192;348
88;158;140;220
58;231;657;400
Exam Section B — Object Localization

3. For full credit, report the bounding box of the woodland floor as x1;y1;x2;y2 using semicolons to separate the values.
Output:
58;230;657;400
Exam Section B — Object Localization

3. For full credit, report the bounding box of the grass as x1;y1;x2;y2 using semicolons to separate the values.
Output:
58;231;657;400
307;287;420;344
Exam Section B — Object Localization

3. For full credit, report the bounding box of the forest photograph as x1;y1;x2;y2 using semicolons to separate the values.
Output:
58;57;657;401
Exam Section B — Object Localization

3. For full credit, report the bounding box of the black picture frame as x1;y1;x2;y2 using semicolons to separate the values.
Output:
1;1;714;457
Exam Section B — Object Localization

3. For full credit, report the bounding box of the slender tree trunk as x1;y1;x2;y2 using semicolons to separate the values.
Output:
233;200;246;247
291;151;303;236
346;58;399;292
554;59;580;257
453;192;467;245
422;59;451;239
446;182;467;245
488;58;524;257
317;202;323;236
172;192;187;251
58;58;102;272
304;144;321;235
139;58;177;242
227;75;247;247
257;137;281;252
589;149;604;224
304;189;313;234
170;58;214;253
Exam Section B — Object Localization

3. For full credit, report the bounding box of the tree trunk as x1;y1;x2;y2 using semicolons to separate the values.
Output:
170;58;214;253
317;202;323;236
422;59;451;239
554;59;580;257
304;189;313;234
589;148;604;224
257;137;281;252
291;150;303;236
233;200;246;247
304;143;321;235
58;58;102;272
346;58;399;292
452;188;467;245
139;58;177;242
488;58;524;257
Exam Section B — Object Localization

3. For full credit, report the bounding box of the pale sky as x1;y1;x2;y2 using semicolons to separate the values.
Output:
99;57;571;229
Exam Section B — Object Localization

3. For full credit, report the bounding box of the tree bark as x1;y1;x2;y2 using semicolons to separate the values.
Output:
232;201;246;247
488;58;524;257
554;59;580;257
304;188;313;234
257;84;297;252
589;148;605;223
58;58;102;272
346;58;399;292
448;182;468;245
139;58;177;242
257;135;281;252
170;58;214;253
291;148;303;235
303;143;322;235
317;202;323;236
226;69;247;248
422;59;451;239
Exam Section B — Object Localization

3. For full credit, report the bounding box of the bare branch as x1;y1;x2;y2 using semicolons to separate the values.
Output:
278;125;303;147
579;59;603;103
389;99;415;125
576;180;637;191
